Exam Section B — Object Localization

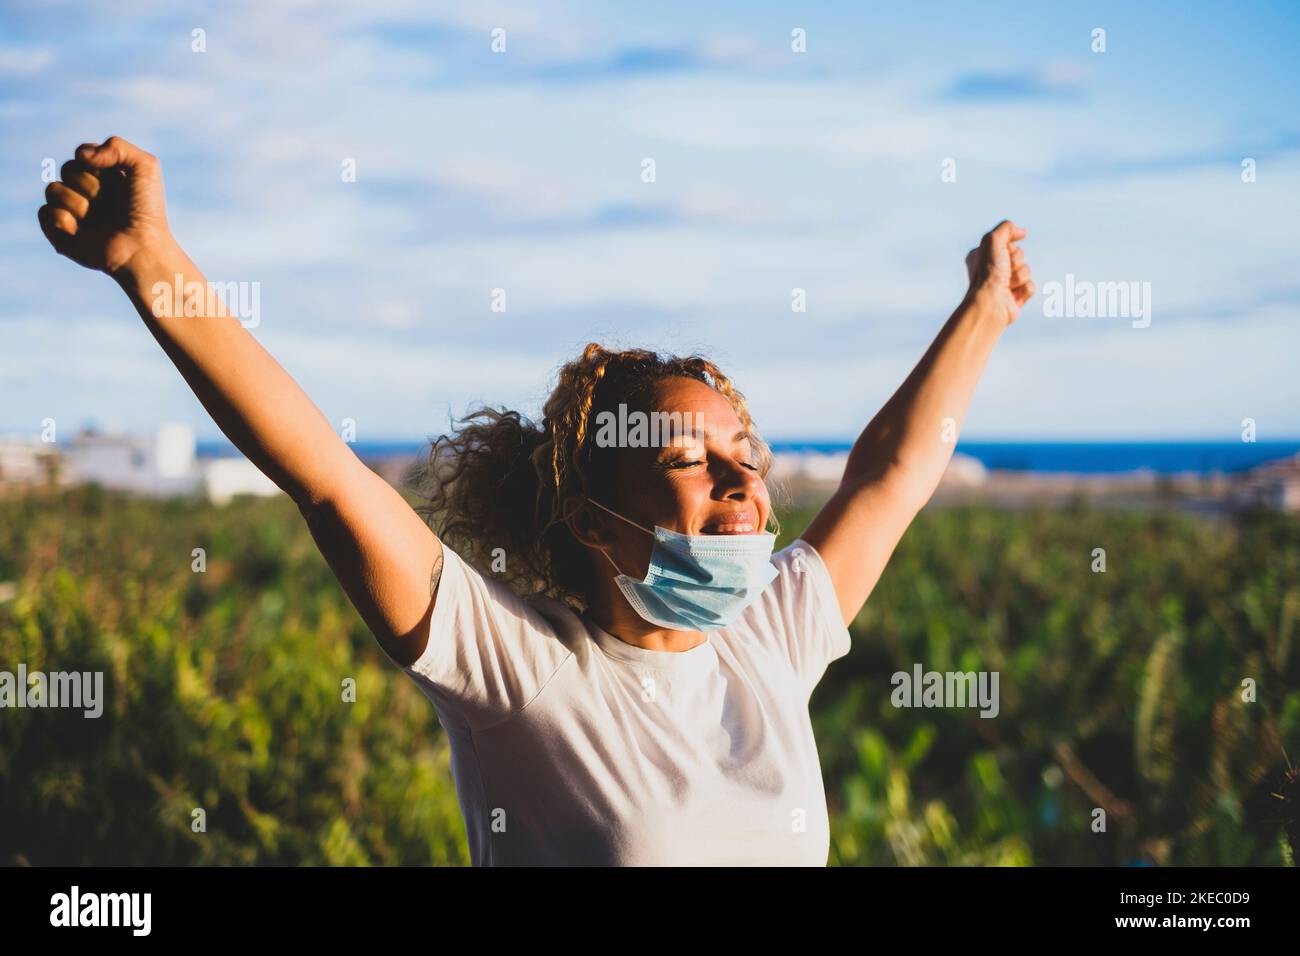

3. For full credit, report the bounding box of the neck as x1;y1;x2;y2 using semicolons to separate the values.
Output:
583;583;708;652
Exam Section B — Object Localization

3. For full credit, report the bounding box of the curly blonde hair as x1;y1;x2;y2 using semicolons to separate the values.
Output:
413;343;778;610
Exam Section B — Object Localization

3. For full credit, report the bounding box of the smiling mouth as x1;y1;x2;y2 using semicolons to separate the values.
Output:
699;514;759;534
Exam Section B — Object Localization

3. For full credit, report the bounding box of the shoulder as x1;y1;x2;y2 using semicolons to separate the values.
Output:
727;537;852;695
759;537;843;615
385;539;581;731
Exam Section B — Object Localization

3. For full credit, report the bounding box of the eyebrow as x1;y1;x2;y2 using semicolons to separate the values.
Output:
658;428;754;453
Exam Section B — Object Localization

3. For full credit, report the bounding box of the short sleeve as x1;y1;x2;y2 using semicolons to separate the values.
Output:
742;537;852;699
384;540;573;733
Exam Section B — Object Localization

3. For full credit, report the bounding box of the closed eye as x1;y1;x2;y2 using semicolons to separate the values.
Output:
665;457;758;471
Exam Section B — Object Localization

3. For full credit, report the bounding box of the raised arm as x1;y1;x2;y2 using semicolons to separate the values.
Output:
38;136;440;666
802;220;1034;625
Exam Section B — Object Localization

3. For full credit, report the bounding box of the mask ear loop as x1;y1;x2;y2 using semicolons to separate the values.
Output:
587;497;654;536
597;547;624;576
586;498;653;579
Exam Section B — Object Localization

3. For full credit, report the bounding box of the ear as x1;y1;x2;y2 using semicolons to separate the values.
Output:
560;495;608;550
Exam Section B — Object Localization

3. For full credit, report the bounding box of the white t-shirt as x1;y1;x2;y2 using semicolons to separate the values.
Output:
387;536;852;866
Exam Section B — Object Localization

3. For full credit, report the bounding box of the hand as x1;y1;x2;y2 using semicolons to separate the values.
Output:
964;220;1035;326
37;136;173;278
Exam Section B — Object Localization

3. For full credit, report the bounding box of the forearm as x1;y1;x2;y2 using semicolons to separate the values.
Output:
113;240;364;508
843;290;1005;505
803;221;1030;624
41;136;443;656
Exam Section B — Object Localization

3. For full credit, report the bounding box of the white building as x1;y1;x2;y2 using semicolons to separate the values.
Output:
941;453;989;487
0;436;61;484
66;426;200;495
768;449;850;483
1234;454;1300;512
768;448;987;486
201;456;281;505
62;424;281;503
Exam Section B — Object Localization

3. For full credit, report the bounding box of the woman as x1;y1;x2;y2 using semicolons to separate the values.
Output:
38;136;1035;866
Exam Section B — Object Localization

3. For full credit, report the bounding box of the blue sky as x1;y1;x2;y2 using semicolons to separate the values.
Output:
2;0;1298;441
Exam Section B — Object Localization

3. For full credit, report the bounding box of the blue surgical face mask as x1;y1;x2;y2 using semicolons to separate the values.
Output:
587;498;779;632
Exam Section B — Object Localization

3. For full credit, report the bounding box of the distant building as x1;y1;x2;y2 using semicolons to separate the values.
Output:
769;449;849;483
202;456;281;505
768;448;987;487
0;436;62;485
66;425;201;496
940;453;989;487
1234;453;1300;512
2;424;282;504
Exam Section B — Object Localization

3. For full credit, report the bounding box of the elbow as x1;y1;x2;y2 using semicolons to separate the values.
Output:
294;482;348;524
841;462;934;514
888;470;936;514
292;456;371;517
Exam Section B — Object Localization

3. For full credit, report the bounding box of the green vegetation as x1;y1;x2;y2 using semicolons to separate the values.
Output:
1;487;1296;865
800;502;1300;866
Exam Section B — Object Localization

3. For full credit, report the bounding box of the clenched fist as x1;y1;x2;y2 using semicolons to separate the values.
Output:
37;136;173;278
964;220;1035;326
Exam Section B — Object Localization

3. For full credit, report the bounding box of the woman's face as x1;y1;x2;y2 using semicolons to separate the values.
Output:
597;375;772;577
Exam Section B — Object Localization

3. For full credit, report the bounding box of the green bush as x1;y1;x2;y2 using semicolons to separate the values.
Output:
786;504;1300;866
1;488;1295;865
0;488;465;865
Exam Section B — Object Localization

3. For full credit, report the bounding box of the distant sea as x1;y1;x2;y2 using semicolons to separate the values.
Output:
196;440;1300;476
771;441;1300;475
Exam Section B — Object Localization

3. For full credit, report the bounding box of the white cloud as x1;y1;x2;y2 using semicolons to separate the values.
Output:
0;47;51;74
5;1;1298;441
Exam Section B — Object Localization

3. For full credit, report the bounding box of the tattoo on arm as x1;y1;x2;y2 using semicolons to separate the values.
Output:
429;547;444;597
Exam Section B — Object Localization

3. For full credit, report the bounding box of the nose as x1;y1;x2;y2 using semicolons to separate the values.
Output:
712;454;762;502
